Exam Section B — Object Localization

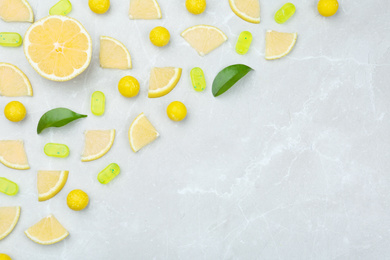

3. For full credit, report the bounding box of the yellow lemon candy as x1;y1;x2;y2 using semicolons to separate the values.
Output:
149;26;170;47
186;0;206;15
118;76;140;98
317;0;338;17
167;101;187;121
89;0;110;14
0;253;12;260
4;101;26;122
67;189;89;211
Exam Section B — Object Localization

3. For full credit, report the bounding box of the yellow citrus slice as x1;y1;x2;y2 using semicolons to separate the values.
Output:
181;25;227;56
0;63;33;97
129;0;161;19
37;170;69;202
265;30;297;60
0;206;20;240
81;129;115;162
24;15;92;81
0;0;33;22
100;36;132;70
148;67;182;98
229;0;260;24
25;214;69;245
129;113;159;152
0;140;29;170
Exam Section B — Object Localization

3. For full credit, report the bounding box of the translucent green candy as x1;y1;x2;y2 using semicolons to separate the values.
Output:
97;163;120;184
190;67;206;92
50;0;72;15
235;31;252;55
0;32;22;47
91;91;105;116
0;177;19;196
274;3;296;24
44;143;69;158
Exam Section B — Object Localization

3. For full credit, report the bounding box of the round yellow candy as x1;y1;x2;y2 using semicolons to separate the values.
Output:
89;0;110;14
186;0;206;15
4;101;26;122
167;101;187;122
317;0;338;17
67;189;89;211
118;76;140;98
149;26;170;47
0;253;12;260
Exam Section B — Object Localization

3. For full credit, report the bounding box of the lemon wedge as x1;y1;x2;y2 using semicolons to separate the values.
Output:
129;113;159;152
0;0;33;22
0;206;20;240
181;25;227;56
229;0;260;24
265;30;297;60
0;63;33;97
129;0;161;19
0;140;29;170
81;130;115;162
37;170;69;202
25;214;69;245
148;67;182;98
100;36;132;70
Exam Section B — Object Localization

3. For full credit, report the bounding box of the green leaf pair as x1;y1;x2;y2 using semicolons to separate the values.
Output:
212;64;253;97
37;108;87;134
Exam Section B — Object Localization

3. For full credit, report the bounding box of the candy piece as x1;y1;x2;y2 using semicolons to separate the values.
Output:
49;0;72;15
44;143;69;158
235;31;252;55
91;91;105;116
190;67;206;92
274;3;296;24
0;177;19;196
0;33;22;47
97;163;120;184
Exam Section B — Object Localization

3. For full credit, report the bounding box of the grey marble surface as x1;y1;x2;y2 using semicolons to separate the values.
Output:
1;0;390;259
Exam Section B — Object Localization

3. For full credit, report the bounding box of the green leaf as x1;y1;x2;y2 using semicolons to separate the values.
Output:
212;64;253;97
37;108;87;134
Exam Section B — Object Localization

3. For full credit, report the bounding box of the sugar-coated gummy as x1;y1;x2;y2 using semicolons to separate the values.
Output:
190;67;206;92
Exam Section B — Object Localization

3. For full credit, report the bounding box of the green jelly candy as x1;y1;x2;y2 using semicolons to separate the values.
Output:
44;143;69;158
235;31;252;55
49;0;72;15
190;67;206;92
91;91;105;116
0;32;22;47
98;163;120;184
0;177;19;196
274;3;296;24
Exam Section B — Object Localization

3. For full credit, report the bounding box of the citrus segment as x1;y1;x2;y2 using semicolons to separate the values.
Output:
100;36;132;69
25;214;69;245
129;113;159;152
24;15;92;81
129;0;161;19
37;170;69;201
0;63;33;97
81;130;115;162
265;30;297;60
0;0;33;22
0;140;29;170
148;67;182;98
181;25;227;56
0;206;20;240
229;0;260;24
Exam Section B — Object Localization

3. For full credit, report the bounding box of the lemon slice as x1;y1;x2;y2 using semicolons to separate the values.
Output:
129;113;159;152
0;206;20;240
129;0;161;19
0;140;29;170
265;30;297;60
24;15;92;81
229;0;260;24
100;36;132;70
37;170;69;202
0;63;33;97
181;25;227;56
148;67;182;98
25;214;69;245
0;0;33;22
81;130;115;162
